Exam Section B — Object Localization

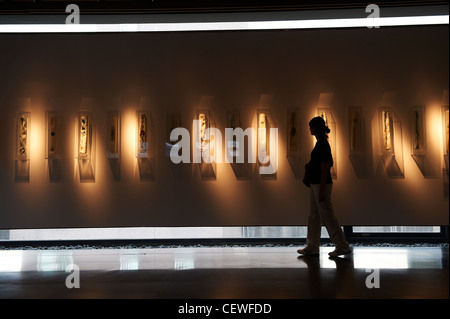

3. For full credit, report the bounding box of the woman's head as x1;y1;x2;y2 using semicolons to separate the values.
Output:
309;116;330;137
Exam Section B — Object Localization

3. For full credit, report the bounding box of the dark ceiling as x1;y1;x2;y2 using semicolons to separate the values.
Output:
0;0;448;15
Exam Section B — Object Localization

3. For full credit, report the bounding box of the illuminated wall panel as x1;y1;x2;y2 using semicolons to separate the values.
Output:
15;112;30;182
226;109;252;180
136;111;148;159
106;111;120;159
166;112;181;158
256;95;277;179
45;111;62;181
348;107;369;178
257;109;277;178
443;105;449;199
76;111;95;182
16;112;30;161
106;111;121;181
411;106;426;156
378;107;404;178
442;105;449;172
287;109;298;155
410;106;431;177
226;109;240;161
349;107;364;155
194;108;217;180
317;108;337;179
135;97;156;181
46;112;59;159
286;108;302;179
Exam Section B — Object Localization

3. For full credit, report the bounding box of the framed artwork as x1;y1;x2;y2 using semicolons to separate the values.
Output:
136;111;148;158
106;111;120;159
16;112;30;161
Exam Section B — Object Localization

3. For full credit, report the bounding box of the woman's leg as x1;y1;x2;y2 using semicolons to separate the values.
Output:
311;184;349;250
306;186;322;251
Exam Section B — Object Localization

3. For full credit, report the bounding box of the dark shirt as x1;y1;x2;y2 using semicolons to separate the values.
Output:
308;138;333;184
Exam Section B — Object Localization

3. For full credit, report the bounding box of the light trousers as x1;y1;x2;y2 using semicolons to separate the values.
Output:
307;184;349;250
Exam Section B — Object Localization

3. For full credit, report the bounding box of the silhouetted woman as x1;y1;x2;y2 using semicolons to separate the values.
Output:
298;117;351;257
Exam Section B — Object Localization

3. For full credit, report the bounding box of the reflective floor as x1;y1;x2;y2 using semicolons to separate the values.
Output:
0;246;448;299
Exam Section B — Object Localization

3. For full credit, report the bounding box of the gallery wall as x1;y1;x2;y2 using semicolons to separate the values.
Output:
0;25;448;229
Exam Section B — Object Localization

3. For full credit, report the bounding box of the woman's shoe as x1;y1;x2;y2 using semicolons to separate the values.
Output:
328;247;352;257
297;246;319;256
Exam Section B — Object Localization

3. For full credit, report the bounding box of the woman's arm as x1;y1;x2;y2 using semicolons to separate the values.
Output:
319;162;329;202
303;164;309;187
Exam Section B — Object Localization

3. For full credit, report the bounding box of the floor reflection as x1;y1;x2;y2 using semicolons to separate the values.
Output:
297;255;355;298
0;246;447;272
0;246;447;299
0;250;23;272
